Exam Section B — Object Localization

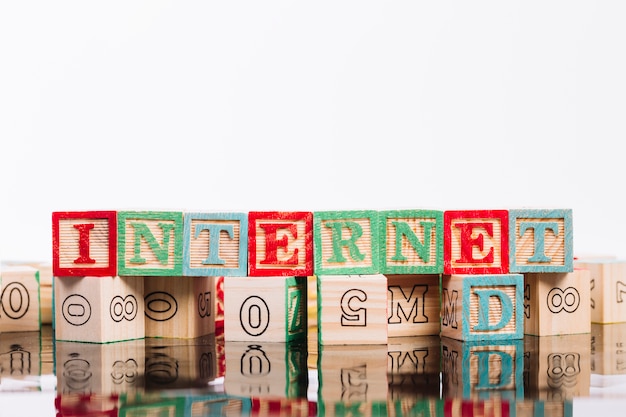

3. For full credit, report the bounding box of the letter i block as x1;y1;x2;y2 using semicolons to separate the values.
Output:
509;209;574;273
314;210;380;275
379;209;443;274
248;212;313;277
118;211;184;276
444;210;509;274
0;265;40;332
574;259;626;323
441;274;523;341
52;211;117;277
387;274;441;337
223;276;307;343
54;275;145;343
317;274;388;345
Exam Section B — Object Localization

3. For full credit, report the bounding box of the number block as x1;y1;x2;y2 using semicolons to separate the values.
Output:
183;212;248;277
317;274;387;345
509;209;574;273
54;275;145;343
0;265;41;332
574;259;626;323
223;276;307;343
387;336;441;399
314;210;380;275
248;211;313;277
441;274;524;341
590;323;626;376
524;269;591;336
144;276;215;339
386;274;441;337
444;210;509;274
379;209;443;274
118;211;184;276
52;211;118;277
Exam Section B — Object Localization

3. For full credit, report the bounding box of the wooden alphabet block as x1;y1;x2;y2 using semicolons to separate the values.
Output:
52;211;118;277
509;209;574;273
590;323;626;376
314;210;379;275
386;274;441;337
0;265;41;332
54;275;145;343
524;269;591;336
224;276;307;343
316;274;387;345
183;212;248;276
144;276;216;339
0;331;42;390
387;336;441;399
441;274;524;341
186;395;251;417
444;210;509;274
379;209;443;274
574;259;626;323
248;211;313;277
117;211;183;276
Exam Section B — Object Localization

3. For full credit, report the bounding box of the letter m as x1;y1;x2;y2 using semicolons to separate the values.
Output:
442;288;458;329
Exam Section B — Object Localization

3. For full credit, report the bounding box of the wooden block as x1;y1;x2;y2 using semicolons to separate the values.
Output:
441;274;524;341
0;265;41;332
524;270;591;336
386;274;441;337
514;400;573;417
224;276;307;343
387;336;441;399
574;259;626;323
186;395;251;417
379;209;443;274
441;337;524;399
54;275;145;343
314;210;379;275
118;396;186;417
55;393;120;417
144;276;215;339
248;211;313;277
317;274;387;345
509;209;574;273
52;211;118;277
117;211;184;276
0;331;41;390
250;398;316;417
590;323;626;375
183;212;248;276
444;210;509;274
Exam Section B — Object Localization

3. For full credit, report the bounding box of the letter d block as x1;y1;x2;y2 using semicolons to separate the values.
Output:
224;276;307;343
441;274;523;341
0;265;41;332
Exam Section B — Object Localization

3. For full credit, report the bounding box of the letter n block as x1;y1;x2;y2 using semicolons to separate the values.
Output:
441;274;523;341
574;259;626;323
387;274;441;337
444;210;509;274
0;265;40;332
248;212;313;277
223;276;307;343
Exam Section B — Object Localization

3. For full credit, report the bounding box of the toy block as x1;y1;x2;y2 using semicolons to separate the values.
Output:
224;341;308;398
514;400;573;417
442;398;512;417
573;259;626;323
524;270;591;336
248;211;313;277
314;210;379;275
117;211;183;276
183;212;248;276
441;274;524;341
0;265;40;332
0;331;42;390
387;336;441;399
52;211;118;277
144;276;215;339
590;323;626;376
54;275;145;343
524;334;591;400
55;338;146;395
444;210;509;274
250;397;316;417
55;393;120;417
379;209;443;274
509;209;574;273
316;274;387;345
186;395;252;417
118;396;186;417
215;275;225;334
387;274;441;337
441;337;524;399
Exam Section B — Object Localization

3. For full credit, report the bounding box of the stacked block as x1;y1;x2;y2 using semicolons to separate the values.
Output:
573;259;626;324
0;265;41;332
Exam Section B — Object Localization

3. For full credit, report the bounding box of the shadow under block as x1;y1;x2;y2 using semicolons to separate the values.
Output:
379;209;444;275
509;209;574;273
0;265;41;332
444;210;509;275
223;276;307;343
441;274;524;341
314;210;380;275
386;274;441;337
144;276;215;339
317;274;388;345
387;336;441;399
574;259;626;323
54;275;145;343
183;212;248;277
248;211;313;277
590;323;626;376
524;270;591;336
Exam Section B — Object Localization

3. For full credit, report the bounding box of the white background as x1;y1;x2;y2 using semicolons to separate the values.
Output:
1;2;626;415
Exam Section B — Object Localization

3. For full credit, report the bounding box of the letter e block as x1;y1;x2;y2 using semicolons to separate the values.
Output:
0;265;41;332
574;259;626;324
387;274;441;337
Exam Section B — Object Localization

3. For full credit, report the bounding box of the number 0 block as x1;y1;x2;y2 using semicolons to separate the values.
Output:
0;265;41;332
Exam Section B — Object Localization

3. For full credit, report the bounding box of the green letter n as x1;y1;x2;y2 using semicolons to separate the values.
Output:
129;222;174;265
391;221;434;263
